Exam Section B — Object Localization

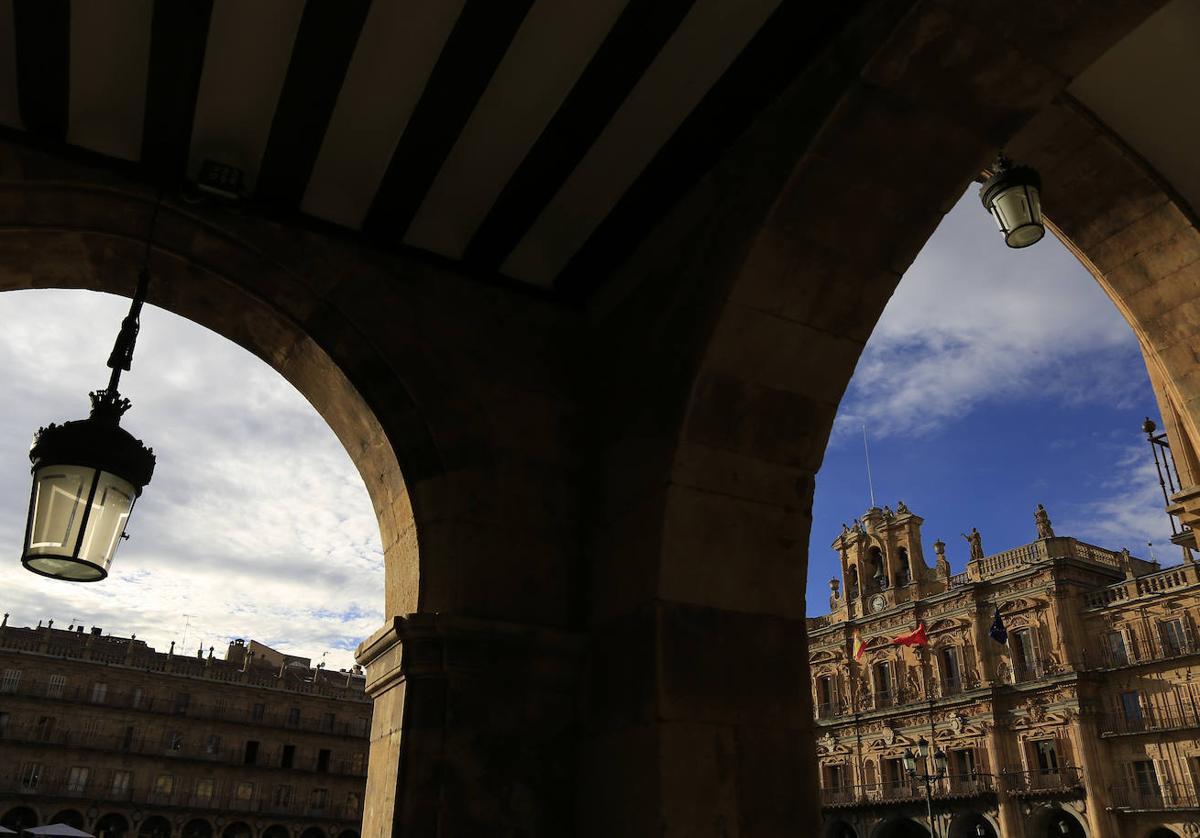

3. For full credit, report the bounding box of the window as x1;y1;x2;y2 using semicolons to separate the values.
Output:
310;788;329;811
1133;760;1161;797
352;717;369;737
1;668;21;693
940;646;962;692
120;725;136;751
194;778;214;802
66;766;90;793
1106;631;1129;666
883;757;906;791
244;740;260;765
205;734;222;755
1032;739;1060;776
273;784;294;808
873;661;893;706
80;718;101;743
90;681;108;704
173;692;191;714
47;674;66;698
1121;691;1144;730
153;774;175;796
320;712;335;732
1161;619;1188;657
250;703;265;722
131;687;143;708
111;770;133;796
816;676;836;717
824;763;846;790
235;781;255;801
35;715;56;741
164;730;183;751
287;706;301;727
317;748;331;773
1011;629;1039;680
0;711;9;736
347;791;361;813
20;762;42;791
282;744;296;769
351;752;366;775
952;748;977;780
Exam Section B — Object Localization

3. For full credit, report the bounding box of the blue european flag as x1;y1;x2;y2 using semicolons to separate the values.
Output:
989;606;1008;645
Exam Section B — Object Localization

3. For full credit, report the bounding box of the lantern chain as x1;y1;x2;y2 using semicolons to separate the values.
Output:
100;192;161;404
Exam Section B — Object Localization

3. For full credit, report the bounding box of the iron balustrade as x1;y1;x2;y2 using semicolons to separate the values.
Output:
815;702;839;720
0;771;363;820
1109;781;1200;811
1091;633;1200;670
0;677;369;738
819;775;995;807
0;723;367;778
1099;703;1200;736
1002;766;1084;796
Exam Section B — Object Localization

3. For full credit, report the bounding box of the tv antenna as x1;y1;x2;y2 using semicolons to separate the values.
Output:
862;423;877;508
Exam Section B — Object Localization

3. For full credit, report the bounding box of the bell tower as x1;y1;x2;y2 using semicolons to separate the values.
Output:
833;503;937;616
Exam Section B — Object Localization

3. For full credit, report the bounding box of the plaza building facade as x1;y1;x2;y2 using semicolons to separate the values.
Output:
811;503;1200;838
0;619;370;838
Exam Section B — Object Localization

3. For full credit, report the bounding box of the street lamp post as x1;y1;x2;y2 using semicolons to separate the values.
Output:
902;735;947;838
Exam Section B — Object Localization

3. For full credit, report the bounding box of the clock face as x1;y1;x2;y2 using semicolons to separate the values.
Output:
871;594;887;614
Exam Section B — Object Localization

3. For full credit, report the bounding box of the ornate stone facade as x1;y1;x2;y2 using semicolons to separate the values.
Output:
0;619;370;838
811;505;1200;838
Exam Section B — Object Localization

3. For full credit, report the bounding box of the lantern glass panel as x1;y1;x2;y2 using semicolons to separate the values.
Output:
991;184;1044;248
24;465;136;581
78;471;136;568
26;464;94;553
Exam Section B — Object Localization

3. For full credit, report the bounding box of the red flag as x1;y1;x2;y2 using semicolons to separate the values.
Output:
892;623;928;647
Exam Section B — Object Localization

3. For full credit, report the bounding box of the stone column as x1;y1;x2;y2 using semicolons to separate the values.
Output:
987;719;1023;838
1072;708;1118;838
357;615;583;837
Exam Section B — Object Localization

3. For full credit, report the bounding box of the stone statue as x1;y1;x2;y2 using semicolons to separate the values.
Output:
905;669;922;701
1034;503;1055;539
883;504;894;519
962;528;984;561
896;500;910;515
829;578;841;610
996;660;1011;684
846;565;859;592
852;519;863;535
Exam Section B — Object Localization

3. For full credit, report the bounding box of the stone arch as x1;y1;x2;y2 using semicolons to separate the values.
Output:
947;812;999;838
180;821;213;838
50;809;86;829
1026;805;1087;837
138;815;173;838
1146;829;1181;838
871;817;929;838
261;826;290;838
824;819;859;838
299;828;327;838
0;179;426;615
1;806;38;830
220;822;252;838
95;812;132;838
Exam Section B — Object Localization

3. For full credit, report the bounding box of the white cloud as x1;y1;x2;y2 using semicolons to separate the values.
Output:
835;190;1146;438
0;289;384;670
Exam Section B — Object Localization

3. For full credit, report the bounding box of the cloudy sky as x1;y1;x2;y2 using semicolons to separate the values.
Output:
0;290;383;670
808;189;1175;610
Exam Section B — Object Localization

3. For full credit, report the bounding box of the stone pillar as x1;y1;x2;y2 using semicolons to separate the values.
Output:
1072;709;1118;838
357;615;583;838
987;720;1023;838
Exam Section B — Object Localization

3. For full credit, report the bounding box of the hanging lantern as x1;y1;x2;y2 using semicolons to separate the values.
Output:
979;154;1045;248
21;230;157;580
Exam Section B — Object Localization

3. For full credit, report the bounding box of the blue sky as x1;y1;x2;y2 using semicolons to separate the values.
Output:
807;190;1175;612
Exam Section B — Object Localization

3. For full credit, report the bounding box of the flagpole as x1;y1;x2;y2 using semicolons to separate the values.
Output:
863;423;876;508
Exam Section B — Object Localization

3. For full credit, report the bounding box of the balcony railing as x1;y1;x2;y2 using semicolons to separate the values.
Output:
815;703;839;720
0;772;363;822
1099;703;1200;736
820;774;995;807
0;725;366;778
1083;564;1200;609
1110;782;1200;811
0;678;369;738
1002;767;1084;797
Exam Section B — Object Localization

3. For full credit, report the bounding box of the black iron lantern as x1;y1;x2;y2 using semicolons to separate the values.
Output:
979;154;1045;248
21;248;157;581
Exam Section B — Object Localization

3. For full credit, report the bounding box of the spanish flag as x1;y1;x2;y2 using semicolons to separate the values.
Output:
852;627;866;661
892;622;929;647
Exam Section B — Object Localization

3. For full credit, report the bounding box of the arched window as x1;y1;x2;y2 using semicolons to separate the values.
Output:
815;675;837;718
896;547;911;586
873;661;893;708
